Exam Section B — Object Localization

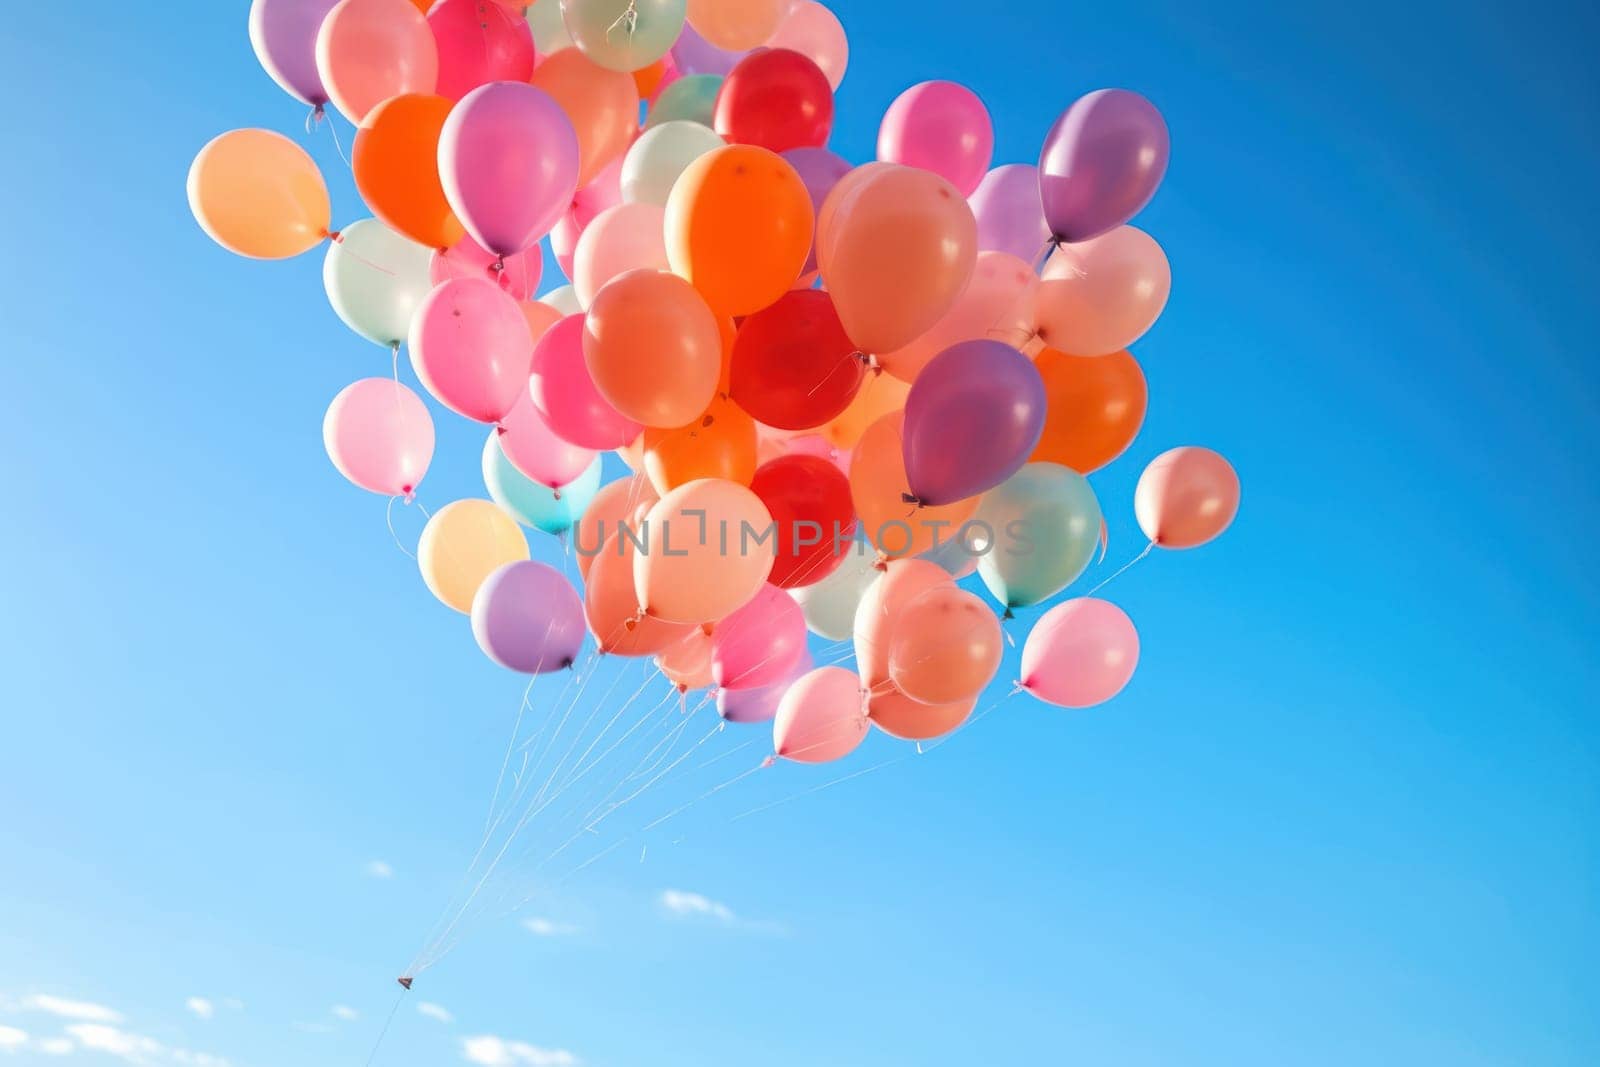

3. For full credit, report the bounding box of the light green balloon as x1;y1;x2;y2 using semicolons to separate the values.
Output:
525;0;573;55
645;74;723;129
789;547;881;641
322;218;433;348
539;283;583;316
561;0;685;73
621;120;725;206
976;463;1103;610
483;434;603;535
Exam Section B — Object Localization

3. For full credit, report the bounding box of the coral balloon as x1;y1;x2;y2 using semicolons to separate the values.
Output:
562;0;685;72
817;163;977;356
877;80;993;197
496;388;597;489
976;463;1102;610
643;394;757;494
868;685;974;742
322;218;434;347
849;412;977;560
530;47;640;186
622;121;726;206
353;94;464;252
471;560;586;672
584;531;691;654
573;474;658;579
780;146;850;277
1020;598;1139;707
750;455;855;588
713;48;832;153
431;231;544;300
729;289;862;431
408;277;534;423
1134;447;1240;549
322;378;435;497
1035;226;1171;357
969;163;1050;263
887;585;1002;705
417;499;530;613
428;0;535;100
878;251;1037;383
315;0;439;124
789;545;877;640
1031;348;1147;474
851;558;953;689
824;373;908;450
711;583;807;689
658;626;716;692
772;666;868;764
529;315;643;448
188;129;330;259
584;269;722;428
249;0;340;107
633;479;774;623
572;203;670;307
665;145;814;315
687;0;784;50
902;340;1046;506
768;1;847;90
1039;89;1169;244
484;436;602;533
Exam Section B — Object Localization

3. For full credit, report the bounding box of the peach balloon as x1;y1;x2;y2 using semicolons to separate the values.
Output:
1035;226;1171;357
665;145;814;315
657;626;716;692
633;478;775;623
315;0;439;124
573;474;658;581
887;585;1002;704
1134;446;1240;549
768;1;847;90
530;47;640;186
188;129;331;260
417;499;529;614
643;393;757;494
572;202;670;307
1020;597;1139;708
878;251;1038;383
818;163;977;356
851;558;953;689
520;299;564;346
868;685;974;742
616;434;647;472
687;0;784;49
823;373;908;449
583;269;722;428
848;412;977;559
772;666;869;764
585;531;695;655
1030;347;1147;474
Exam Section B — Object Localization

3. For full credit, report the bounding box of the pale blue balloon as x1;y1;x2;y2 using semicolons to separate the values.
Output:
645;74;722;129
976;462;1103;610
483;433;602;535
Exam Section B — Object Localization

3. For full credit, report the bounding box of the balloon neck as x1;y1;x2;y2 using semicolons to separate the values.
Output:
560;657;575;671
1002;607;1015;620
326;229;343;244
872;553;888;572
853;351;883;375
491;254;506;273
1010;680;1027;696
551;486;562;501
401;487;415;504
495;422;507;436
900;492;923;508
760;755;777;769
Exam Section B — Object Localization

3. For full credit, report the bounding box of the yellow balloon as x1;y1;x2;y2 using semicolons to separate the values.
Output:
187;129;331;259
417;499;529;613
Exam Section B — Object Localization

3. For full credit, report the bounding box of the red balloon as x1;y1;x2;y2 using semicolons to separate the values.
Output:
713;48;834;153
750;454;856;588
729;289;863;430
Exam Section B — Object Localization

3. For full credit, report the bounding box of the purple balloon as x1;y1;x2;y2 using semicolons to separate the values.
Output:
670;22;748;76
1038;89;1169;244
969;164;1051;263
717;651;812;724
780;146;851;276
902;340;1046;507
248;0;339;107
471;561;586;674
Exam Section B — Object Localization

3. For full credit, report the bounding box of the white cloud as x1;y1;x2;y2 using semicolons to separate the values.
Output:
417;1003;454;1024
65;1023;164;1063
365;860;394;879
18;995;124;1023
0;1025;27;1052
461;1035;578;1067
331;1005;359;1022
184;998;214;1021
37;1038;74;1056
520;918;578;937
659;889;735;923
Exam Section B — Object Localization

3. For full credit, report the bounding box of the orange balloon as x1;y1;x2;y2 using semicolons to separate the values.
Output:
868;685;974;741
352;93;463;251
851;558;952;689
316;0;439;124
817;163;977;356
632;57;669;99
848;412;977;559
403;0;429;10
573;474;658;581
585;531;694;655
584;269;723;428
878;251;1037;383
188;129;331;259
643;393;758;494
823;372;908;448
687;0;786;50
530;47;639;186
665;145;814;315
657;626;716;692
1031;347;1148;474
887;585;1002;705
633;479;774;624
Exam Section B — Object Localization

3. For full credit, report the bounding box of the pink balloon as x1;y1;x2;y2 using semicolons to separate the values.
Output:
1036;225;1171;356
528;315;643;449
438;81;580;257
428;0;535;100
408;277;534;423
878;251;1038;383
886;585;1002;705
851;558;954;690
322;377;435;497
772;665;869;764
1019;598;1139;708
711;584;807;690
877;81;993;197
718;649;811;723
551;155;626;284
431;231;543;301
767;1;847;90
496;387;597;489
573;202;670;308
1134;446;1240;549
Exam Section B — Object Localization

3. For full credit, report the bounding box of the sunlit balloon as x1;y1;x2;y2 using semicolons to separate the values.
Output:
773;666;869;764
1134;446;1240;548
322;218;433;347
975;463;1102;610
561;0;685;72
471;560;586;672
418;499;530;613
1019;597;1139;707
633;478;774;623
316;0;438;124
1035;226;1170;357
323;378;435;497
188;129;330;259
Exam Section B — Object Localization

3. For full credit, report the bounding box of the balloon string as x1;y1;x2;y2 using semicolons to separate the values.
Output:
1084;540;1155;597
360;987;406;1067
386;496;419;559
606;0;639;41
325;112;352;171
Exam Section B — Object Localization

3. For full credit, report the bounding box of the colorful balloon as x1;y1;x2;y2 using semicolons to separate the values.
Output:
322;218;434;347
975;463;1102;610
584;531;694;655
878;251;1037;383
1019;598;1139;707
525;0;573;55
711;583;807;689
749;454;855;588
824;373;908;449
885;585;1000;705
428;0;536;100
323;378;435;497
530;47;640;186
471;560;586;672
562;0;685;72
495;388;598;489
633;478;774;623
1039;88;1169;244
713;48;832;153
1035;226;1171;357
718;650;811;723
572;474;658;579
686;0;784;50
658;625;716;692
670;19;745;75
418;498;530;613
529;315;643;448
484;435;603;533
551;155;627;280
584;269;722;428
248;0;339;108
315;0;439;124
877;81;992;197
969;163;1050;263
353;94;464;252
572;203;670;307
1031;347;1147;474
645;72;722;128
409;277;534;423
868;685;973;742
779;146;850;277
788;543;877;640
621;120;726;206
431;231;544;300
768;1;847;90
729;289;862;431
849;412;978;560
772;666;868;763
642;393;757;494
188;129;330;259
1134;446;1240;548
852;558;952;689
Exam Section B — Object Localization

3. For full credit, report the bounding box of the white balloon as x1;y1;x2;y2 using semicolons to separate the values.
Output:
322;218;434;348
789;548;881;641
539;283;584;316
620;121;725;206
525;0;573;55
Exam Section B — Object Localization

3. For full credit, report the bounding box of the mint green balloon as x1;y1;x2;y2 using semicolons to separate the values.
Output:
561;0;685;73
976;463;1103;610
645;74;722;129
322;218;433;348
621;120;725;205
483;433;603;535
525;0;574;55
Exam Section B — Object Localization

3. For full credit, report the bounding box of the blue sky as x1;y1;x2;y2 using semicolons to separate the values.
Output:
3;1;1598;1065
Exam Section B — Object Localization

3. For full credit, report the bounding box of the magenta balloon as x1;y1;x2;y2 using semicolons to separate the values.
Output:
1019;597;1139;708
249;0;340;107
969;163;1050;262
877;80;993;197
438;81;580;257
528;315;643;449
902;340;1046;506
471;560;587;673
408;277;535;423
717;650;811;724
496;387;597;489
780;145;850;276
322;377;435;496
428;0;535;101
431;231;542;301
1038;88;1169;244
711;584;808;690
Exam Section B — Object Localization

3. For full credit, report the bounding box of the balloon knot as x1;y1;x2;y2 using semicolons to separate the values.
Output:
900;493;922;507
327;229;343;244
760;755;777;769
552;487;563;501
560;657;575;670
872;553;888;572
397;976;413;991
491;254;506;273
401;487;416;504
1002;607;1015;620
495;423;508;435
1010;680;1026;696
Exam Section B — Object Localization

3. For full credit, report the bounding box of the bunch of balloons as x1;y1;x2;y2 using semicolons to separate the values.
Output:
193;0;1240;765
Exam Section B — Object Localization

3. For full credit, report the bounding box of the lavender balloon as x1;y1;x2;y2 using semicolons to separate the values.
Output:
902;340;1046;507
717;652;812;724
670;21;747;76
471;561;586;673
248;0;339;107
969;164;1051;262
1038;89;1169;244
781;146;851;275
